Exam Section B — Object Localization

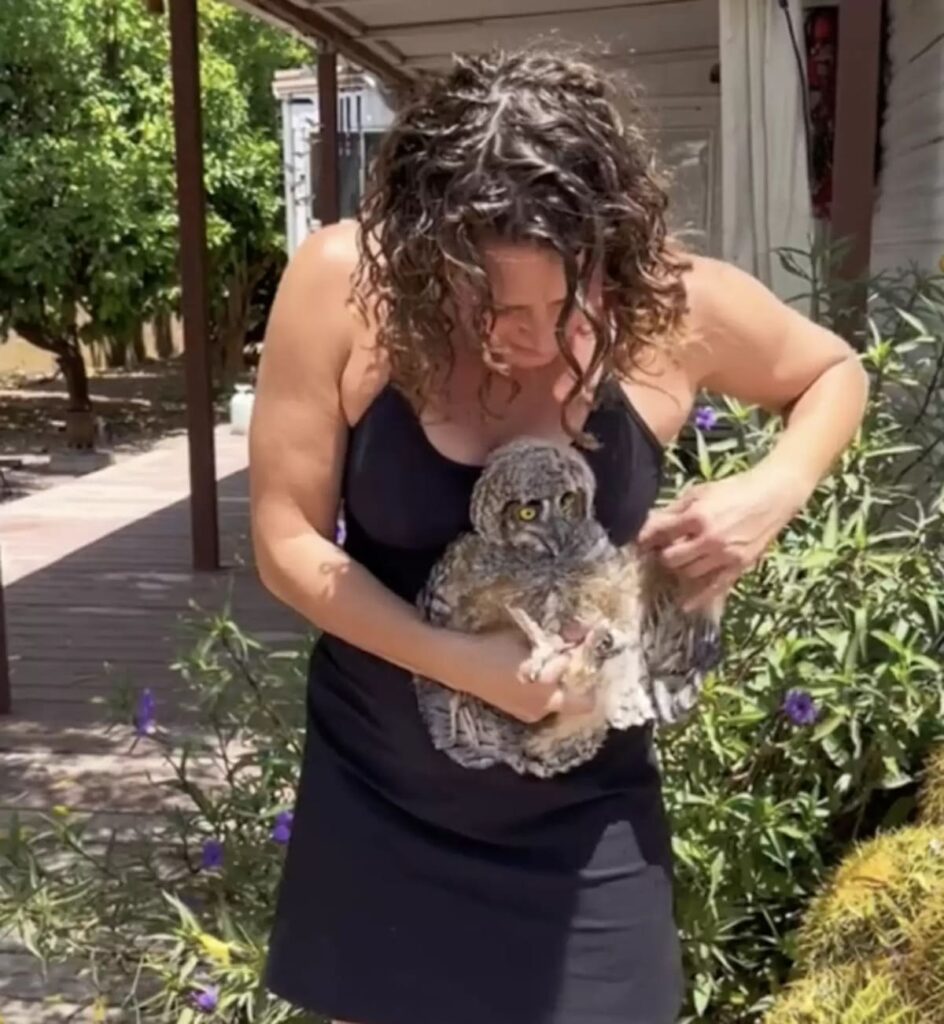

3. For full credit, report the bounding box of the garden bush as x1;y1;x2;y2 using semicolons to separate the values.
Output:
1;258;942;1022
662;257;944;1021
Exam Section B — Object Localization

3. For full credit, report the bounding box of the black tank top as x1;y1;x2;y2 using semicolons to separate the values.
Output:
306;378;666;845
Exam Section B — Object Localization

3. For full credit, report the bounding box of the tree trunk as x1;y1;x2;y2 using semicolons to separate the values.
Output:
154;310;174;358
218;263;253;390
106;338;128;369
57;346;96;448
13;320;96;447
131;321;146;364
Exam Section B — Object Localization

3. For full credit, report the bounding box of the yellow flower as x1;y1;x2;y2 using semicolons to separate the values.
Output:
92;996;107;1022
52;805;70;818
197;932;232;965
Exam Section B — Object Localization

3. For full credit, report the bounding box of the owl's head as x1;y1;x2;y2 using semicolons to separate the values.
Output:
470;438;597;553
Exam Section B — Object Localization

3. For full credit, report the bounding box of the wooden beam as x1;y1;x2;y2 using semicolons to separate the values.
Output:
169;0;220;572
317;46;341;225
830;0;883;295
303;0;688;6
353;0;695;40
402;42;717;69
244;0;412;87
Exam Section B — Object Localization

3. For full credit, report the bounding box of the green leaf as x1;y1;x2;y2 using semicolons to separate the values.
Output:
821;499;839;549
811;713;845;743
693;974;713;1016
880;757;912;790
696;430;713;480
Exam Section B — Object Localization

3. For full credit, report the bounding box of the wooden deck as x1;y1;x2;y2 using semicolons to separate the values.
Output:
0;428;308;1021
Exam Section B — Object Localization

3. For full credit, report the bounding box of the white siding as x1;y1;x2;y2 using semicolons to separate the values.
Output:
871;0;944;276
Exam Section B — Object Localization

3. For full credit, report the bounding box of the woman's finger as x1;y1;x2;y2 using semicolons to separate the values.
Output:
637;509;684;550
667;549;726;581
528;651;572;687
638;503;706;551
658;535;709;570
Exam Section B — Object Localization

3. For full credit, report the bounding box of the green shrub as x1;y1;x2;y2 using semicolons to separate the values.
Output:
663;257;944;1021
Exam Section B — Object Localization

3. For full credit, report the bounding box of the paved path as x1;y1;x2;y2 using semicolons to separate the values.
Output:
0;428;308;1020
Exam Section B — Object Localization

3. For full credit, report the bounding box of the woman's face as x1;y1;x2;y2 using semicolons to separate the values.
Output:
458;242;603;371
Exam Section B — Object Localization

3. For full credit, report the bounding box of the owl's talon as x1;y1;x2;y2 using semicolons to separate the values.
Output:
506;605;555;648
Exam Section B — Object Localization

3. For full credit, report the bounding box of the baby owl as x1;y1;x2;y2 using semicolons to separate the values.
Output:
414;437;724;777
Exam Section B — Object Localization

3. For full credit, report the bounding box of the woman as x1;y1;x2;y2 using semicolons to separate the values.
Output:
251;49;868;1024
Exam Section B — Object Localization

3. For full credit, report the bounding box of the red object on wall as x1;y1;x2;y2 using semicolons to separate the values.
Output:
805;7;839;219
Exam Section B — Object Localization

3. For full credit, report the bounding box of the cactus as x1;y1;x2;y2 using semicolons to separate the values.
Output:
763;965;920;1024
895;883;944;1017
765;747;944;1023
795;827;944;970
916;744;944;827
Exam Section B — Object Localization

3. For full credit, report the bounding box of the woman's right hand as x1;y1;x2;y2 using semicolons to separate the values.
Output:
444;628;596;724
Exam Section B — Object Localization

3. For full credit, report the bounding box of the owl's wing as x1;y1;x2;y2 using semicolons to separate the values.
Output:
638;552;724;727
414;534;531;772
599;548;657;730
416;533;479;627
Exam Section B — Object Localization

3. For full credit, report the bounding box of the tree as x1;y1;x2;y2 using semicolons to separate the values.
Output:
0;0;177;443
197;2;309;388
0;0;311;445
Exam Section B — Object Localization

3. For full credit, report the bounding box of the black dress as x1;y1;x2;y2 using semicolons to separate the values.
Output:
265;380;684;1024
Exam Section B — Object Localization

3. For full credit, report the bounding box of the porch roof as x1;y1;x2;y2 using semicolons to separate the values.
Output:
230;0;719;97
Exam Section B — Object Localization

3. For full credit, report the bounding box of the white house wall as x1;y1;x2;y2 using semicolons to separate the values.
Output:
871;0;944;276
283;97;318;254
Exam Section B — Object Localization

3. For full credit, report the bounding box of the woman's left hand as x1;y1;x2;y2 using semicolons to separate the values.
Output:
637;465;809;611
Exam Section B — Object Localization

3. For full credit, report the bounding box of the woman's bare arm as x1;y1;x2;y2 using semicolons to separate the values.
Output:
692;257;869;497
249;224;461;678
639;257;869;607
249;224;581;720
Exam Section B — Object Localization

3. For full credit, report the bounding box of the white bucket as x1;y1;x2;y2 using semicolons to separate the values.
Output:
229;384;255;436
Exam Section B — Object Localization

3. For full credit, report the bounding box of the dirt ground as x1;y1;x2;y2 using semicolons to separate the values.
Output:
0;336;220;504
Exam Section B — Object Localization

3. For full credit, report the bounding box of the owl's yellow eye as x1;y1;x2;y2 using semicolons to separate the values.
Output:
517;505;538;522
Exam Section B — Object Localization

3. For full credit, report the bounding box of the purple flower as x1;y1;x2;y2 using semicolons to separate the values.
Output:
271;810;294;845
694;406;718;432
192;986;219;1013
134;689;157;736
783;689;818;726
200;839;224;871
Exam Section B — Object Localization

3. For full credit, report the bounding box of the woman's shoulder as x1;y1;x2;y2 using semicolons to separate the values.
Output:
288;218;361;298
282;220;389;423
618;255;741;441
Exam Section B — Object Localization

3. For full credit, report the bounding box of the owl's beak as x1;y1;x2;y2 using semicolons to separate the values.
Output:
546;515;573;554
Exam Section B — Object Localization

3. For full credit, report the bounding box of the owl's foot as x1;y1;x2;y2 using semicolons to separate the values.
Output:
506;605;575;684
583;622;623;664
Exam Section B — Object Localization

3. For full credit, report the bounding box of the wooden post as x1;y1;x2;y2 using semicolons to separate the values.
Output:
830;0;884;341
168;0;220;571
318;45;341;225
0;548;10;716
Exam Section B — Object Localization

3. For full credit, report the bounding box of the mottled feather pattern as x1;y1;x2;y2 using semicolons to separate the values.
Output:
413;438;724;777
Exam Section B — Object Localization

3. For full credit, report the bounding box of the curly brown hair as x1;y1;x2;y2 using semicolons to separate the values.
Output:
352;46;690;437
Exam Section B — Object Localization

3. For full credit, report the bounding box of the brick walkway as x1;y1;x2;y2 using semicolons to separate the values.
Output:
0;428;307;1021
